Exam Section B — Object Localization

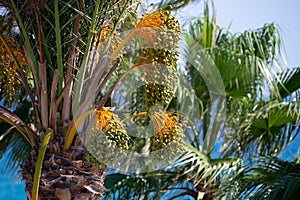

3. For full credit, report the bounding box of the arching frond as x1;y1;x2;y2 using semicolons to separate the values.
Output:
103;171;179;200
224;101;300;157
236;157;300;200
0;129;31;175
277;67;300;98
0;102;35;175
174;145;242;193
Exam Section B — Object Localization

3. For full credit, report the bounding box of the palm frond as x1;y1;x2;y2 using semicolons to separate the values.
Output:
187;17;282;100
0;127;31;175
236;157;300;200
0;91;36;174
0;106;36;146
173;145;243;197
224;101;300;157
103;170;179;200
184;13;283;158
277;67;300;98
185;22;227;155
216;23;282;99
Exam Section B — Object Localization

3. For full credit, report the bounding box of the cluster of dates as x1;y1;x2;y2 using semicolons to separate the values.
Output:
87;10;184;166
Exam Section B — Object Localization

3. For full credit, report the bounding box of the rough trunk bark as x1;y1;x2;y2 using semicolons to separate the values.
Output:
21;135;106;200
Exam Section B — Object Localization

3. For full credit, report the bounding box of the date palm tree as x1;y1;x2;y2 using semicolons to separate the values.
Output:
1;0;196;198
0;0;140;199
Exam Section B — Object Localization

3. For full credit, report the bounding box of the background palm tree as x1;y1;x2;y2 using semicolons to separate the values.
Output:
233;156;300;199
102;1;300;199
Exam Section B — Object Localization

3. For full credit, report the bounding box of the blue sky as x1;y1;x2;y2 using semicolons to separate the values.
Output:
178;0;300;67
216;0;300;68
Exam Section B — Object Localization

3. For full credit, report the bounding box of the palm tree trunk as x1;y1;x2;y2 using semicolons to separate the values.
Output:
22;135;106;200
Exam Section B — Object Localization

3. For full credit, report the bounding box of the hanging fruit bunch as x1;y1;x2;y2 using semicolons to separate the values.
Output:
87;10;183;165
95;107;130;149
130;10;184;153
0;35;27;104
86;107;130;166
97;26;123;56
131;10;181;127
150;112;183;151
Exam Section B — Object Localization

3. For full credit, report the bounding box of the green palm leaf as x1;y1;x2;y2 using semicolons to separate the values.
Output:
277;67;300;98
103;171;179;200
0;106;36;147
170;145;243;199
237;157;300;200
187;19;282;101
0;103;35;174
0;129;31;175
224;101;300;157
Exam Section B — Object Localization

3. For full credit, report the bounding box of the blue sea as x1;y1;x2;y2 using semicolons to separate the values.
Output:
0;174;26;200
0;153;26;200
